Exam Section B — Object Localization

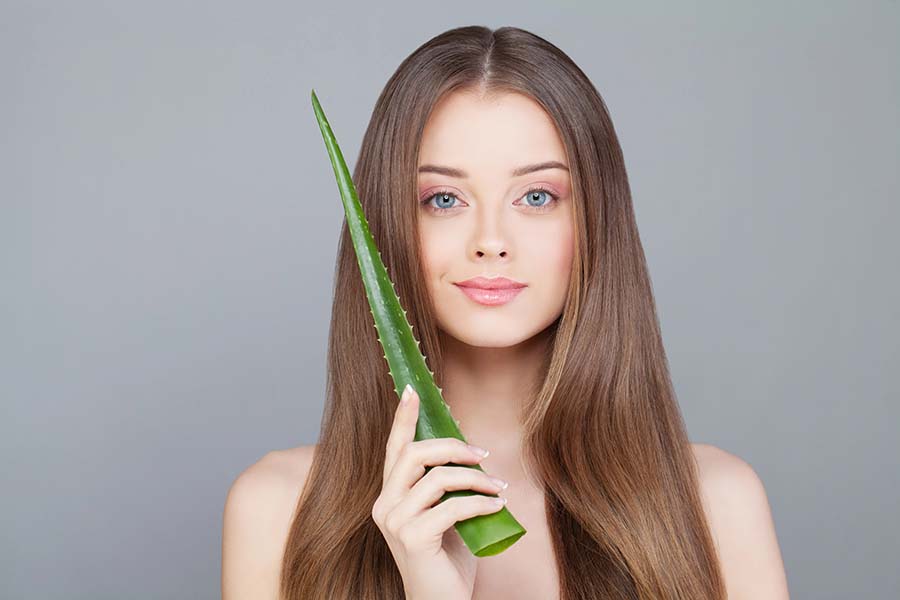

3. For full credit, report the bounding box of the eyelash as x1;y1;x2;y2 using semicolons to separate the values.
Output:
419;186;561;214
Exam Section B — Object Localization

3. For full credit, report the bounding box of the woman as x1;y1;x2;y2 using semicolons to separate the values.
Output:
222;25;790;600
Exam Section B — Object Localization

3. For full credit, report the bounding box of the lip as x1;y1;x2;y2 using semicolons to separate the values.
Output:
456;285;524;306
453;277;527;306
454;276;527;290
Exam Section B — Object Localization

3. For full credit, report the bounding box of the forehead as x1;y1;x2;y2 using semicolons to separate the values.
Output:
417;90;567;175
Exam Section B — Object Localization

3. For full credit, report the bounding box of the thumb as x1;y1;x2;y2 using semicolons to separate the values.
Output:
401;384;419;432
384;384;421;481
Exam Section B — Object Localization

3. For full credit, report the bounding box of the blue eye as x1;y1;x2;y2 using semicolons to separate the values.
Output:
420;186;560;214
521;188;555;209
422;190;461;211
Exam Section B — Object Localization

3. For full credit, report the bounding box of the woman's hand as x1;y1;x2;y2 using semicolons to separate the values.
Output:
371;384;509;600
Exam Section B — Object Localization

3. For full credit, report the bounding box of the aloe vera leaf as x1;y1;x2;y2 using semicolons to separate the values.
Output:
310;89;526;556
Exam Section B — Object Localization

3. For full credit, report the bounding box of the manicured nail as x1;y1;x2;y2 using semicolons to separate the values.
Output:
467;444;489;457
489;476;508;490
401;384;412;405
492;497;507;506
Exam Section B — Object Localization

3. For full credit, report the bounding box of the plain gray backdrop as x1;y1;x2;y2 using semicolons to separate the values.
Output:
2;1;897;598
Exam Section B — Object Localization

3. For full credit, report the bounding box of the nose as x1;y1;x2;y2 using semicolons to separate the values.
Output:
471;208;509;260
476;247;507;258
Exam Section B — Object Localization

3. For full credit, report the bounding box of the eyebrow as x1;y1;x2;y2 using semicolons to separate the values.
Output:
417;160;570;178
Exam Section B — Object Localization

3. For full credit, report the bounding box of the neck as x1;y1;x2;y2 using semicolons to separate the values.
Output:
438;325;554;459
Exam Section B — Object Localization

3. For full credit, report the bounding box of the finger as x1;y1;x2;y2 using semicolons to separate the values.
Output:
385;437;489;496
406;494;507;545
383;384;420;483
390;465;506;523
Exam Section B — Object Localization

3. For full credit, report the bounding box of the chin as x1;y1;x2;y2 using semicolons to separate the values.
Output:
447;331;531;349
438;313;560;350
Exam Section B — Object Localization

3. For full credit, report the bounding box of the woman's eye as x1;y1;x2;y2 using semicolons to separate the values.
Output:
521;189;555;209
421;191;461;211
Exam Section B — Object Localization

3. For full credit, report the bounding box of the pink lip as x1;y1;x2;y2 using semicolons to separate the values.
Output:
454;276;527;290
456;285;524;306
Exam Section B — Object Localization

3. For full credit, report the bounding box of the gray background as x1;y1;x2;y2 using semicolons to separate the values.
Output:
2;1;897;598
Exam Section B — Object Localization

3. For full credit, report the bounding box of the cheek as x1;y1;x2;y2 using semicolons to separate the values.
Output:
558;224;575;274
539;219;575;281
418;224;453;281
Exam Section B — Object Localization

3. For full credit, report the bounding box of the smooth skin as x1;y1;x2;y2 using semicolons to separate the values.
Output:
222;89;790;599
222;442;790;599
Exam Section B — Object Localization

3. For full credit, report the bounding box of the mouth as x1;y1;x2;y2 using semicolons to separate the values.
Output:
454;276;527;290
453;282;526;306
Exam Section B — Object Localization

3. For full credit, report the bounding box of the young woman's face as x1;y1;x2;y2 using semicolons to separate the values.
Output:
416;90;575;348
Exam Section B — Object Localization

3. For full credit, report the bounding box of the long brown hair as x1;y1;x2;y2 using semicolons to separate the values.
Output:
281;25;726;600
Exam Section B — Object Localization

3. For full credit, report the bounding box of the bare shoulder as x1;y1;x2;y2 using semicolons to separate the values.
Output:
221;445;318;600
690;443;791;599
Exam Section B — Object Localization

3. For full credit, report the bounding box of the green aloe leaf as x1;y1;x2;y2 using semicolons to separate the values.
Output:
310;89;526;556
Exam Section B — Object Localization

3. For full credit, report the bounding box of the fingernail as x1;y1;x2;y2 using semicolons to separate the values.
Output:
489;476;508;490
467;444;489;457
492;497;507;506
401;384;412;405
